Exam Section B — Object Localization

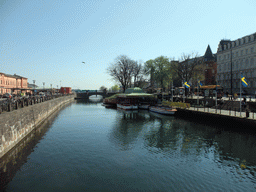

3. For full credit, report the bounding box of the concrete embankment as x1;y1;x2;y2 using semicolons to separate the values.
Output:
0;95;75;158
176;108;256;132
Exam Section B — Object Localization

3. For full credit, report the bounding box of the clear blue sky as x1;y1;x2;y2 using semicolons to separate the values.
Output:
0;0;255;90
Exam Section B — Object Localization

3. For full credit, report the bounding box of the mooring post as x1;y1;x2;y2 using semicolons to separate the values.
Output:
8;102;12;112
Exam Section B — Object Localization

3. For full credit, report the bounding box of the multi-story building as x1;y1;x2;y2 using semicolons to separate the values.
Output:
181;45;217;87
0;72;29;94
217;32;256;94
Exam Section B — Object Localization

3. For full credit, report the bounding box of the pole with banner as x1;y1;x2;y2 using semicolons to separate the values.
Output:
240;72;248;116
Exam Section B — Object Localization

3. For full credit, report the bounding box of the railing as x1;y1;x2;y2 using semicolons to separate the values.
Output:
189;103;255;119
0;94;74;114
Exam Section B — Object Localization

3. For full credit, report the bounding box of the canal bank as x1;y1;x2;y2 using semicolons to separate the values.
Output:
0;94;75;158
176;108;256;132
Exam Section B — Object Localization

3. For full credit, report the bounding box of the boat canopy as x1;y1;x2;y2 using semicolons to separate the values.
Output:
118;93;154;98
124;87;144;94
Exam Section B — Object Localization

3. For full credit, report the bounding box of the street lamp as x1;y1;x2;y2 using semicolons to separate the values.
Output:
33;80;36;95
230;49;233;99
43;82;45;89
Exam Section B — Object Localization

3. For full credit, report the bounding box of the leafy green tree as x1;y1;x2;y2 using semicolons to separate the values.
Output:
144;59;155;88
154;56;170;91
110;85;120;92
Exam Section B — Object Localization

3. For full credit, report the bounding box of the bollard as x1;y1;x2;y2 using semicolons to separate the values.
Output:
21;100;24;108
246;110;249;118
16;101;18;109
8;103;12;112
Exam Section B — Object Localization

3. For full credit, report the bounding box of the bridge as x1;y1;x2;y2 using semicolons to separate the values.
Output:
75;90;118;99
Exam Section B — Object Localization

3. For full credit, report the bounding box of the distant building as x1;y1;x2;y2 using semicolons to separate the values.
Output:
0;72;30;94
60;87;72;94
217;32;256;94
203;45;217;85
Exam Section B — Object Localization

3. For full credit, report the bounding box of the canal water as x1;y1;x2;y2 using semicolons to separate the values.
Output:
1;99;256;191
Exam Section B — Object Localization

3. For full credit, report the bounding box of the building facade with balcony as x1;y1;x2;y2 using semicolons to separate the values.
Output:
0;72;29;94
217;33;256;95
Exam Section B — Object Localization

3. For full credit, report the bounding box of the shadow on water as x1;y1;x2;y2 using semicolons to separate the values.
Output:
0;103;72;191
109;110;149;150
109;109;256;183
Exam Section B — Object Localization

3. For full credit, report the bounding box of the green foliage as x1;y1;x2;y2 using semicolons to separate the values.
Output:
110;85;120;92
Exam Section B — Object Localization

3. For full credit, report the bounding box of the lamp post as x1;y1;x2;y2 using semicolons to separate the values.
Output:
230;49;233;99
50;84;52;95
43;82;45;90
33;80;36;95
171;81;173;102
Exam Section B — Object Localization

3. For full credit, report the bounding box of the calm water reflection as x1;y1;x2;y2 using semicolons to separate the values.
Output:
1;100;256;191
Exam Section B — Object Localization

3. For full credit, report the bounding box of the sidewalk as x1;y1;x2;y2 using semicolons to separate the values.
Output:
188;106;256;120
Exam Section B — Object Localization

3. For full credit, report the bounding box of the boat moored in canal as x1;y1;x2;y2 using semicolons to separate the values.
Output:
116;87;155;110
149;105;177;115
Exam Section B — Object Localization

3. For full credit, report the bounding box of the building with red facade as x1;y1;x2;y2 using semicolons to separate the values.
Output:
60;87;72;94
0;72;30;95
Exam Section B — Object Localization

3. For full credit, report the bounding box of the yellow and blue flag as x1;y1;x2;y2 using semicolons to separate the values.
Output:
184;82;190;88
241;75;248;87
198;81;203;87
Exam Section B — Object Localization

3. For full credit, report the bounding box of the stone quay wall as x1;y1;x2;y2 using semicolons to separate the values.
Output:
0;95;75;158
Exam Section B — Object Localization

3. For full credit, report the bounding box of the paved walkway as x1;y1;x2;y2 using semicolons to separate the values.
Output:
187;106;256;120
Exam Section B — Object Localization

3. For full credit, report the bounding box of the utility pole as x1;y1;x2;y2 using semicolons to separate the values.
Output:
33;80;36;95
230;49;233;99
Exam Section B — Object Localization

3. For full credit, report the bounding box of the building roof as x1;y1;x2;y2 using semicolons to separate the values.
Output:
124;87;144;94
1;72;27;79
204;45;215;61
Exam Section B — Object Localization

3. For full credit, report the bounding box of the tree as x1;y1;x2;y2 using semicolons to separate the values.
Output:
110;85;120;92
172;52;200;86
144;59;156;88
132;61;143;86
153;56;170;91
107;55;135;93
99;86;107;91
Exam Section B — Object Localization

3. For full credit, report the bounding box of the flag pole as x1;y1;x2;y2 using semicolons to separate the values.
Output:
171;81;173;102
197;79;199;105
240;71;242;116
183;79;185;103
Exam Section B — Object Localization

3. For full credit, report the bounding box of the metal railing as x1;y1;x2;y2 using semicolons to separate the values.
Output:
0;94;74;114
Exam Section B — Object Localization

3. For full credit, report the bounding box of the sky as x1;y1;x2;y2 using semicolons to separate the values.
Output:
0;0;256;90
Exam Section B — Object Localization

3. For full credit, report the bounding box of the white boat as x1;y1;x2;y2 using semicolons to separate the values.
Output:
149;106;177;115
138;104;150;110
117;104;138;110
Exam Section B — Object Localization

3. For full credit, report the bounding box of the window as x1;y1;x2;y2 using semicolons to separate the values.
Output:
251;58;254;66
236;52;238;57
246;59;249;66
246;49;248;54
252;47;254;53
241;50;243;56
